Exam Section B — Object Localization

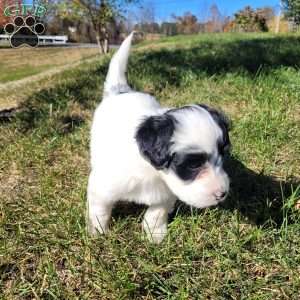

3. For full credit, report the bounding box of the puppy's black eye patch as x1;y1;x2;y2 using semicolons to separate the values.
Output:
182;153;208;170
171;152;208;181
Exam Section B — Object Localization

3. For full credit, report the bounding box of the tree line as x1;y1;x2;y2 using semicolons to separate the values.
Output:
0;0;300;53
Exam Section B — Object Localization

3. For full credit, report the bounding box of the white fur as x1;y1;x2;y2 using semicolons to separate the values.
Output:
87;33;229;243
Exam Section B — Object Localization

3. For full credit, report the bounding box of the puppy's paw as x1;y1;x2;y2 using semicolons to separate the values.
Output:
143;222;167;244
147;232;166;244
87;220;109;236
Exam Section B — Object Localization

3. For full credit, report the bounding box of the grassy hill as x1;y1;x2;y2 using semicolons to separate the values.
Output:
1;33;300;299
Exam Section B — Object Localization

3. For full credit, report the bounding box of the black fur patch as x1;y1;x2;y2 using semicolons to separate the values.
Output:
171;152;209;181
197;104;231;156
135;114;175;169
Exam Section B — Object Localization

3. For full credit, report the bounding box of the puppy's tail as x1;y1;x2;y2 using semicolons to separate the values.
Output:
103;32;135;97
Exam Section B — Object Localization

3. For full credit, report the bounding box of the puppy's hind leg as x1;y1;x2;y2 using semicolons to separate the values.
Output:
143;201;175;244
87;173;114;236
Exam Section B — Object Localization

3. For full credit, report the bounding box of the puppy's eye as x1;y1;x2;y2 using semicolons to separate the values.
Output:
185;154;207;170
173;152;209;181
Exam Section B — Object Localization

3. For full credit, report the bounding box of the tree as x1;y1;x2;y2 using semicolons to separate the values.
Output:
135;22;159;33
0;1;9;29
200;3;228;33
256;6;275;21
138;1;155;24
209;4;223;32
57;0;136;53
222;17;234;32
172;12;199;34
0;0;23;28
282;0;300;24
134;1;159;34
198;0;210;23
234;6;268;32
160;22;177;36
123;9;135;32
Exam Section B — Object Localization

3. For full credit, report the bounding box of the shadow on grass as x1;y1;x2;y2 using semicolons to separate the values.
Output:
222;157;300;226
111;155;299;228
11;35;300;133
131;35;300;89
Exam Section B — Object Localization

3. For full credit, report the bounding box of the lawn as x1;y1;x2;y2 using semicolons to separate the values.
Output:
1;33;300;299
0;47;100;111
0;47;99;83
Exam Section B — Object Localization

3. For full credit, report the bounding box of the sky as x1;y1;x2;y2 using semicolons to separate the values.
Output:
22;0;281;23
147;0;281;22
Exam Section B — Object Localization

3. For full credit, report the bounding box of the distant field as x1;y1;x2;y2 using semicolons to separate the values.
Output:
1;33;300;299
0;47;99;83
0;47;100;110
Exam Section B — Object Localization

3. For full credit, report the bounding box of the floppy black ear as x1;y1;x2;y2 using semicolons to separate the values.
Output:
197;104;231;133
197;104;231;153
135;114;175;169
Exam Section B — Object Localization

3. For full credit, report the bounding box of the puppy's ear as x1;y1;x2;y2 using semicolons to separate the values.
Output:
197;104;231;132
135;114;175;169
198;104;231;154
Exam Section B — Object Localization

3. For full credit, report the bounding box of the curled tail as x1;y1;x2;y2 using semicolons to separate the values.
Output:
103;32;135;97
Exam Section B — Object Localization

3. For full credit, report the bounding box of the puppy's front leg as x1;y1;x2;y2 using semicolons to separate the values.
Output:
143;202;174;244
87;189;113;236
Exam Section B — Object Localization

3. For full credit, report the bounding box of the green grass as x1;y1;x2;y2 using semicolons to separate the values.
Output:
0;47;99;84
0;64;51;83
1;33;300;299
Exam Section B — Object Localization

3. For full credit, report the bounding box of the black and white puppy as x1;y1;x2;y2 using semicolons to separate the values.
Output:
88;32;231;243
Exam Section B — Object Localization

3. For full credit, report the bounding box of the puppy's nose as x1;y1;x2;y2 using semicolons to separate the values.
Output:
215;191;227;201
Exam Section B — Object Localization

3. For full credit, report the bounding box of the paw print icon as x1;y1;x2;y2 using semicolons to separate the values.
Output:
4;16;45;48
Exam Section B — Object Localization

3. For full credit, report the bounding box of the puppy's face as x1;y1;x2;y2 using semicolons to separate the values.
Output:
136;105;231;208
